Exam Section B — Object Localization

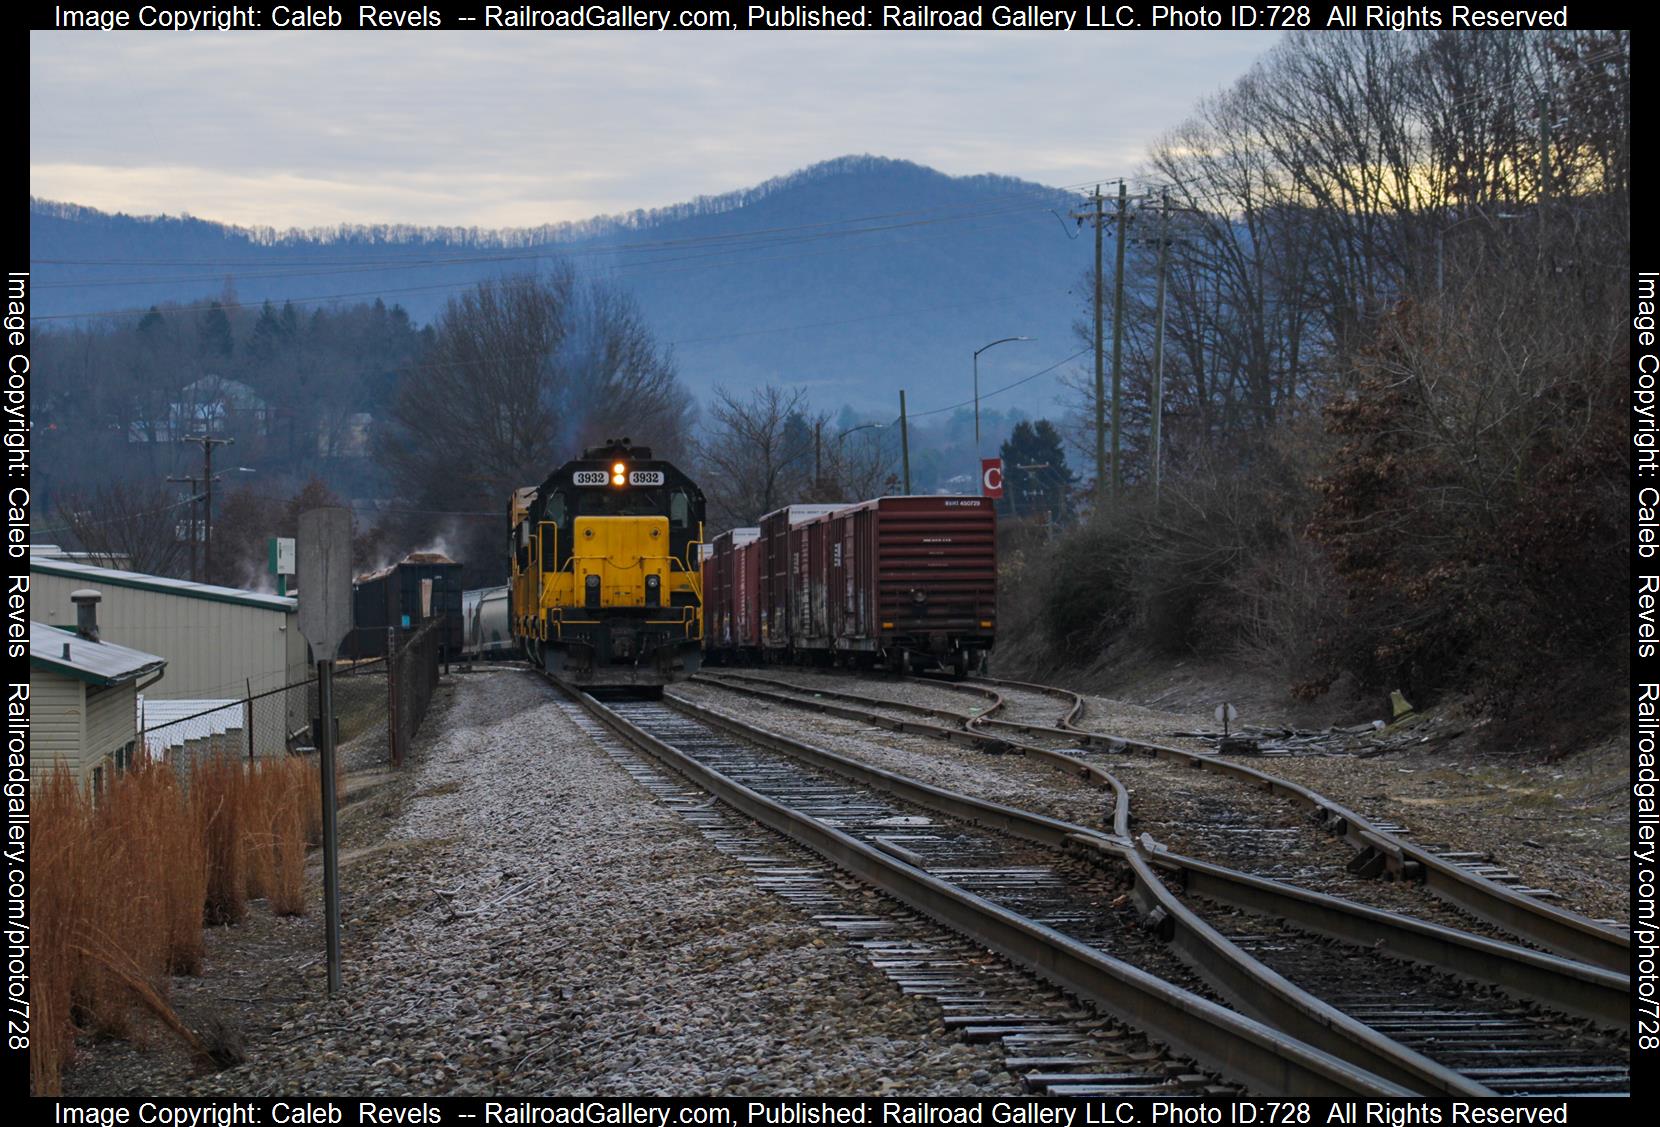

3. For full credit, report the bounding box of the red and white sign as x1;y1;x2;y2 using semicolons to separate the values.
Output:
980;458;1004;499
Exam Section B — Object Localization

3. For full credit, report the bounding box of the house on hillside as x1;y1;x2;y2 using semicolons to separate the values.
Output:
128;375;271;443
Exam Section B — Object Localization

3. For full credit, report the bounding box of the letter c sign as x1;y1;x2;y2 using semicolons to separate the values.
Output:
981;458;1004;499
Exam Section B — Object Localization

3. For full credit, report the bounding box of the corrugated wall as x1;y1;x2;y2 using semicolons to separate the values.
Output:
31;574;301;700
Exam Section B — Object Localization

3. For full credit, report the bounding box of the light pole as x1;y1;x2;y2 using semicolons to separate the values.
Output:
972;337;1034;453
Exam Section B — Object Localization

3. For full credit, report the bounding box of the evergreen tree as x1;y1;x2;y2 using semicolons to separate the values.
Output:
198;301;233;359
998;419;1074;525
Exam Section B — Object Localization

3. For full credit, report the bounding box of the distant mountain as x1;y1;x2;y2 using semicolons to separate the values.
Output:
30;156;1098;416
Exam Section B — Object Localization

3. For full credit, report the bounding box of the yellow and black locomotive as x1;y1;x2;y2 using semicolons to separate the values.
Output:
509;438;705;694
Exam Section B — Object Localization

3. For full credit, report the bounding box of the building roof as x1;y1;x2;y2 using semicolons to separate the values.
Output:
30;556;297;613
139;697;242;754
30;621;167;686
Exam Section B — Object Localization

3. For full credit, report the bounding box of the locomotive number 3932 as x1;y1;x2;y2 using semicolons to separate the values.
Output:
573;470;609;486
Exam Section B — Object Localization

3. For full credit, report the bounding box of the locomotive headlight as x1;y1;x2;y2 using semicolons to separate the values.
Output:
612;461;627;485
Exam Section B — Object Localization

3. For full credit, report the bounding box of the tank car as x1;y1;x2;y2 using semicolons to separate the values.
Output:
461;585;513;660
508;438;705;694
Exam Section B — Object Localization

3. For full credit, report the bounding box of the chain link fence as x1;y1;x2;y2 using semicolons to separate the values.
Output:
137;640;442;775
388;618;442;768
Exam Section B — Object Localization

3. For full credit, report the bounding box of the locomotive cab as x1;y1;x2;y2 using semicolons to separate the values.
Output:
509;438;705;694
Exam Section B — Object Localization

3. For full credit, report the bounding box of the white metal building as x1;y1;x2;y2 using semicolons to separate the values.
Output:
30;620;166;793
30;556;308;700
30;559;312;759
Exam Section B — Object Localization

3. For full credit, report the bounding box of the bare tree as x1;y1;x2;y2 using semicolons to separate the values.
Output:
379;269;693;581
697;385;822;529
50;482;191;576
816;424;895;504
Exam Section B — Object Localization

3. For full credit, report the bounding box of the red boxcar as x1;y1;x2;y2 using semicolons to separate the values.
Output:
829;495;996;675
757;504;844;655
733;533;762;655
705;527;758;661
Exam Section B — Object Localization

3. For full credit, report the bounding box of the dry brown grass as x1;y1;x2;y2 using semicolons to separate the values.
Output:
29;752;320;1094
243;758;315;916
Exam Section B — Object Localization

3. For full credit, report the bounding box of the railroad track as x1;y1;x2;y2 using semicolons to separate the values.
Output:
691;670;1631;1032
555;696;1215;1096
723;667;1628;973
556;677;1629;1095
973;673;1633;973
695;670;1630;958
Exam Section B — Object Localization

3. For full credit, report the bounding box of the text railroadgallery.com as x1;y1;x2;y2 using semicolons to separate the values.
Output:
35;1098;1606;1125
1634;270;1659;1066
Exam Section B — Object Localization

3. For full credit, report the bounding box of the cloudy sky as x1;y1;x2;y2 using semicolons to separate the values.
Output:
31;31;1279;230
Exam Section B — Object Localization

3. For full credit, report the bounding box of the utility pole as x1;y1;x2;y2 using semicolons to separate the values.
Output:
180;434;233;583
898;390;911;494
166;474;201;581
1151;188;1171;509
1536;93;1552;210
1109;179;1130;496
1080;186;1105;502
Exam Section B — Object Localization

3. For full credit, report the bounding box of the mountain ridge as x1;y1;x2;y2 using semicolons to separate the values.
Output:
31;155;1100;417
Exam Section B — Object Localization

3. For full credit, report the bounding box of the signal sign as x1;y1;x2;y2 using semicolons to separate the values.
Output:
981;458;1004;499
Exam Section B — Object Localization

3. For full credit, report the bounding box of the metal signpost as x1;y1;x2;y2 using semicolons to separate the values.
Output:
268;536;295;596
1215;702;1239;739
296;508;353;995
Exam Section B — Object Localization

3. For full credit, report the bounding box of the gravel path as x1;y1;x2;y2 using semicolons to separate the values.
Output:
183;667;1019;1096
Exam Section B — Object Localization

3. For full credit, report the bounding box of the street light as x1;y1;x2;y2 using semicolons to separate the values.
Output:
838;422;885;441
972;337;1034;451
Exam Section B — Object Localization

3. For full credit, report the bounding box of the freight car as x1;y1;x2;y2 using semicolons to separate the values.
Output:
343;552;465;660
753;495;995;676
461;585;513;660
704;526;760;664
757;504;846;658
508;438;705;693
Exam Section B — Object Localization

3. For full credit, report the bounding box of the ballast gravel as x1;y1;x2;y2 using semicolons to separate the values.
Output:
171;668;1013;1096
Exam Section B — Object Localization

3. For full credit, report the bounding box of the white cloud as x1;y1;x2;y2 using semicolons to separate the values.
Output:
30;30;1277;227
